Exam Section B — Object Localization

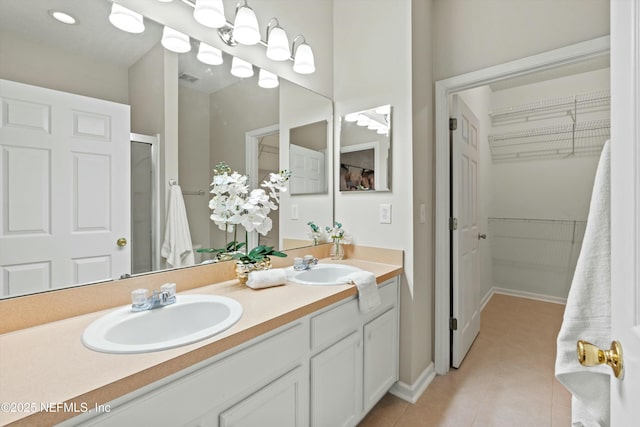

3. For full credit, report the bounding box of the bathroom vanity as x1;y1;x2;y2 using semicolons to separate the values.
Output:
0;250;402;427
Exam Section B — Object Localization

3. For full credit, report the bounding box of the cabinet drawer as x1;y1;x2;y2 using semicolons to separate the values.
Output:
361;279;398;321
310;299;359;352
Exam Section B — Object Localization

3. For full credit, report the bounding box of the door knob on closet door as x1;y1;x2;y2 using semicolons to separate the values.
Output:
577;340;624;379
478;233;487;240
116;237;128;247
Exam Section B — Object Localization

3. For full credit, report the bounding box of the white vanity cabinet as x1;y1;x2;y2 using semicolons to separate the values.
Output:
309;278;399;427
68;277;399;427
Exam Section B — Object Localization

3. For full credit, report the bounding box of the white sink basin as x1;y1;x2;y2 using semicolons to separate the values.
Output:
82;295;243;354
288;264;363;286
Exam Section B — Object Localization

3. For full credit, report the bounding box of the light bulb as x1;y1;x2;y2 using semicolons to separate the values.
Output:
266;26;290;61
230;57;254;78
161;26;191;53
233;5;260;45
258;69;279;88
108;4;144;33
293;42;315;74
197;42;223;65
356;114;370;127
194;0;226;29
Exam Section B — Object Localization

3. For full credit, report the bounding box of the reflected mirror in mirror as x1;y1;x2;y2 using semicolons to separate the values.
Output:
0;0;333;298
289;120;328;195
340;105;392;191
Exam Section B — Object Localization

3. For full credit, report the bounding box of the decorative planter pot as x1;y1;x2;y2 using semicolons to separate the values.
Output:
235;257;272;284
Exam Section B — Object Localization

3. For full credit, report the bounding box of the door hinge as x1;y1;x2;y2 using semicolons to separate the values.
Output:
449;217;458;230
450;318;458;331
449;118;458;131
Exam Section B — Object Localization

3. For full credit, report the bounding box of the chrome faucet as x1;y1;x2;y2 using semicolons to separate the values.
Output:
131;283;176;312
293;255;319;271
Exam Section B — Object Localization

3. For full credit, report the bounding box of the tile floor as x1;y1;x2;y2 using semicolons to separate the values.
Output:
358;294;570;427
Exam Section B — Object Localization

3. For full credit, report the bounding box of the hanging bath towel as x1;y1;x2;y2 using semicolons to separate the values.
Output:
555;140;611;427
161;184;195;268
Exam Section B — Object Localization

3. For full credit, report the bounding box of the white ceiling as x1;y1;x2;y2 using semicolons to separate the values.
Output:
0;0;242;94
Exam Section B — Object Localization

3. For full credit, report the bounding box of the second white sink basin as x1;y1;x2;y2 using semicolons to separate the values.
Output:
288;264;363;286
82;295;243;354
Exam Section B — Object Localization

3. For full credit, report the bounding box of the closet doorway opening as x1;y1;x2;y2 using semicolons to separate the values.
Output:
435;36;611;375
245;124;281;250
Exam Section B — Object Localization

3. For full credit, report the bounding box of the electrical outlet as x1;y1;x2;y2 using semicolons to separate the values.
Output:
291;204;299;220
379;204;391;224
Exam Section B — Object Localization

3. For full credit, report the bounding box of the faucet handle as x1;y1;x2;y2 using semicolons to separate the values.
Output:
131;288;148;308
304;255;318;266
161;282;176;298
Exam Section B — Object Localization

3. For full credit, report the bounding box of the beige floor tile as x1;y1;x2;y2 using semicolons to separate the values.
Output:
358;295;566;427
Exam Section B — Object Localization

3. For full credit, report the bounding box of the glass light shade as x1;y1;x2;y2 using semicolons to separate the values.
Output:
293;43;315;74
258;69;279;88
230;57;254;78
368;120;382;131
233;5;260;45
194;0;226;28
197;42;223;65
356;114;370;127
50;10;77;25
109;4;144;33
344;113;359;122
377;127;389;135
161;26;191;53
266;26;290;61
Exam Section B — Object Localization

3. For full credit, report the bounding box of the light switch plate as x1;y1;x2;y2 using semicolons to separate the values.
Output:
379;204;391;224
291;204;299;220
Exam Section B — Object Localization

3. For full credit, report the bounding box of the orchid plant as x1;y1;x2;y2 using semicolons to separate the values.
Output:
202;162;291;262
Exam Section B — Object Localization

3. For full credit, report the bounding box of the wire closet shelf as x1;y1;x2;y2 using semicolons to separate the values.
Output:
487;90;610;162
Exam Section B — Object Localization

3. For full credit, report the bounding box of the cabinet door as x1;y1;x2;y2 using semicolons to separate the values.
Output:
219;366;307;427
310;331;362;427
363;307;398;412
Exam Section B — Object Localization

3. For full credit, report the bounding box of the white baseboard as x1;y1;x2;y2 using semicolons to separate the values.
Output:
481;286;567;309
389;362;435;404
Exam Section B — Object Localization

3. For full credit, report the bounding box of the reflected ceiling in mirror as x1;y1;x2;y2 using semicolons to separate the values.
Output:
0;0;333;299
289;120;328;195
340;105;392;192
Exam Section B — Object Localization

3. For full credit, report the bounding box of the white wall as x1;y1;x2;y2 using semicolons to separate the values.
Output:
0;31;129;103
334;0;422;385
179;86;211;254
433;0;610;81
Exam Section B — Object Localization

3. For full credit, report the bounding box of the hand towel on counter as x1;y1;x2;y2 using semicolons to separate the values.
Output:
340;271;380;313
555;141;611;427
161;184;195;268
246;269;287;289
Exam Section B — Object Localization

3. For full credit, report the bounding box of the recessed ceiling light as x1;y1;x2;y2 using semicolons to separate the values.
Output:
48;10;78;25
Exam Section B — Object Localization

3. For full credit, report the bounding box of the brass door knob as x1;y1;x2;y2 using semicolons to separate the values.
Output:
577;340;623;379
116;237;128;247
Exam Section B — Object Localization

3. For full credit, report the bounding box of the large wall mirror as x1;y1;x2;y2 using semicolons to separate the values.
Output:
289;120;328;195
340;105;392;191
0;0;333;298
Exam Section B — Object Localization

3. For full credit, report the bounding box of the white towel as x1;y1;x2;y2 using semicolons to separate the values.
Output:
341;271;380;313
246;269;287;289
555;141;611;427
161;185;195;268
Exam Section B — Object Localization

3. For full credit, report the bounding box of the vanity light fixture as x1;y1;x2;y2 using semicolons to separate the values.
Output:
375;104;391;115
48;10;78;25
161;26;192;53
232;0;260;46
108;3;144;34
197;42;223;65
193;0;226;29
292;35;315;74
230;56;254;78
258;69;279;88
265;18;290;61
377;127;389;135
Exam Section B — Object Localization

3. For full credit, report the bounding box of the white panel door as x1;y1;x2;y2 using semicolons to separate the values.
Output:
610;0;640;423
0;79;130;297
451;94;481;368
290;144;325;194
